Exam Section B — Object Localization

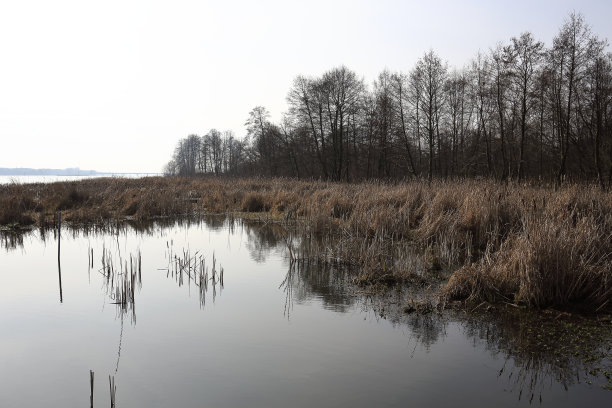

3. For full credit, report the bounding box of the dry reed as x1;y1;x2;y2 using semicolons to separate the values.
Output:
1;176;610;310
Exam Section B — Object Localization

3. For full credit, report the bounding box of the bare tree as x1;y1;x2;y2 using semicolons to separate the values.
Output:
414;50;447;181
510;32;544;180
550;12;605;183
445;69;473;176
162;12;612;185
287;76;329;178
391;72;418;175
320;66;365;180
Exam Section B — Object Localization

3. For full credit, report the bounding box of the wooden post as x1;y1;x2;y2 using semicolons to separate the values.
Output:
90;370;94;408
109;375;116;408
57;212;63;303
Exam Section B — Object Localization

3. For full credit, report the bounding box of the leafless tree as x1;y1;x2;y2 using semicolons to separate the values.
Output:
163;12;612;186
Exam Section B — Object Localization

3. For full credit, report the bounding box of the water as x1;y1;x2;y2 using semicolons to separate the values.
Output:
0;218;610;407
0;174;160;185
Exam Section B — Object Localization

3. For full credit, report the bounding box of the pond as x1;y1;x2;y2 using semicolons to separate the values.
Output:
1;216;610;407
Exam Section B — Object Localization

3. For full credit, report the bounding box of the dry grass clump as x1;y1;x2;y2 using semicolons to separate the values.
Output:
0;184;38;225
55;185;89;210
241;192;268;212
270;191;291;212
0;196;36;226
1;176;611;311
444;199;612;309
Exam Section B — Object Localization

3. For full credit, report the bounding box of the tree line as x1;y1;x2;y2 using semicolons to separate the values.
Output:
165;12;612;187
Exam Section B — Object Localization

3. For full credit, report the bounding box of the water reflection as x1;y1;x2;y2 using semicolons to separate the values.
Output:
0;230;24;250
280;260;355;315
1;215;610;406
161;241;224;308
243;221;286;263
240;217;612;401
461;309;612;402
93;241;225;326
1;215;246;252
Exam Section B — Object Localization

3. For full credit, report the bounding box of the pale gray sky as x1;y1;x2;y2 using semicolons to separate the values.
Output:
1;0;611;173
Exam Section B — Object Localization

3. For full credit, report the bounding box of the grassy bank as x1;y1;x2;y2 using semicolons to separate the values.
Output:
1;176;611;311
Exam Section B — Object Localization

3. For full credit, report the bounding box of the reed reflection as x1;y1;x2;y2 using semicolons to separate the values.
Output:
459;309;612;402
160;240;224;308
3;214;611;403
280;260;355;318
98;244;141;324
0;230;24;250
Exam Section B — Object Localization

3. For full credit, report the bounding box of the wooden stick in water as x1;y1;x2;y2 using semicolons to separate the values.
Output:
90;370;94;408
57;211;63;303
109;375;116;408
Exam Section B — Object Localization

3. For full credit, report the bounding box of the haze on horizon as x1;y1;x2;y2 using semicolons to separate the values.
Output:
1;0;611;173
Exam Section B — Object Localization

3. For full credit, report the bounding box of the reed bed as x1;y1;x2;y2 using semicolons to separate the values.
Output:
1;176;610;310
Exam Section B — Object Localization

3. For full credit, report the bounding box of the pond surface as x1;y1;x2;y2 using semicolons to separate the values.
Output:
0;174;158;185
1;217;610;407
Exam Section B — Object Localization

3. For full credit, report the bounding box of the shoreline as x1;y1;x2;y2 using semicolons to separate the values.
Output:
1;176;611;313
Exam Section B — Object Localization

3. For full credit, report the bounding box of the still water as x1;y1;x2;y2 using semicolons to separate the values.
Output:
0;217;610;407
0;174;160;185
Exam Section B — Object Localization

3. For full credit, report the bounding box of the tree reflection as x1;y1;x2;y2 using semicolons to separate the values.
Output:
280;260;355;316
243;221;285;263
221;215;612;402
3;214;611;401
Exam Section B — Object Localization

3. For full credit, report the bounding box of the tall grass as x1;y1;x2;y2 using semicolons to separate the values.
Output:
1;176;610;310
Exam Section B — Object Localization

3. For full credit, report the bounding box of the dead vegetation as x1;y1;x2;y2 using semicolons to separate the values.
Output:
1;176;611;311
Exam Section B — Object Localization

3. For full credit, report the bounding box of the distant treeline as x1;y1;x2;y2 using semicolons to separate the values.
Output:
165;12;612;187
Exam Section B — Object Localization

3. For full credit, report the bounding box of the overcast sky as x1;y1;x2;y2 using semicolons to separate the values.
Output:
1;0;611;173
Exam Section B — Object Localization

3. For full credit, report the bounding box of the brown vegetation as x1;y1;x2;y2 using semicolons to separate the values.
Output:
1;176;610;311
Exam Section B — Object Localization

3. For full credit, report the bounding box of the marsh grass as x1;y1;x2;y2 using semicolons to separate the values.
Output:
1;176;611;310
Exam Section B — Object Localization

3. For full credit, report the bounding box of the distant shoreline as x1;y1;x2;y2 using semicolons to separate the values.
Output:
0;168;160;176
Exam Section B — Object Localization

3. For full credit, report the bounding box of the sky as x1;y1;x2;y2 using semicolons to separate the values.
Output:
1;0;611;173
